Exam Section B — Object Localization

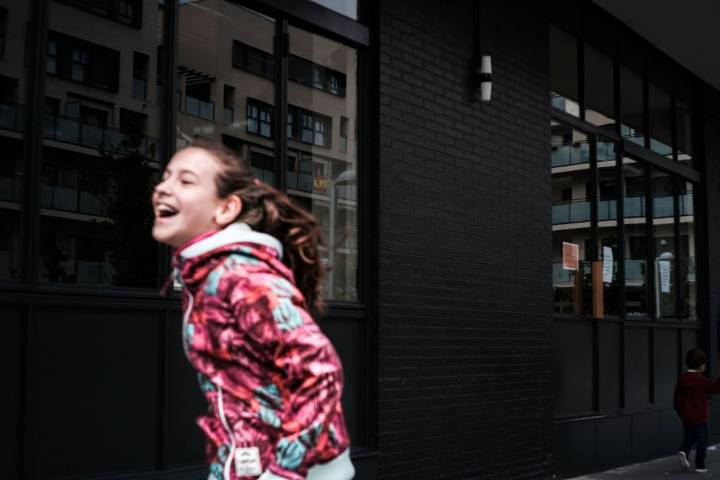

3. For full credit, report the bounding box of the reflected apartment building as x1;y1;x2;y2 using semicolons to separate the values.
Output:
0;0;357;299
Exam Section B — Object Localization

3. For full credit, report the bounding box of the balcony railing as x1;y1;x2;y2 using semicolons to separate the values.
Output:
1;102;159;158
41;256;115;284
551;143;589;167
0;102;23;132
0;176;23;202
41;183;108;216
0;250;21;280
44;113;159;158
553;193;693;225
184;96;215;121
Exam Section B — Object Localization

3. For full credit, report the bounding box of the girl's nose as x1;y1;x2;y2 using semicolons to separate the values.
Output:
154;178;171;195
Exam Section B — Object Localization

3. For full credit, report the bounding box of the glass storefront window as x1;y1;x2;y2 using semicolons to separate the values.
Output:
676;96;694;167
288;26;358;302
680;179;697;320
652;169;675;318
552;122;591;314
648;83;673;158
176;3;359;303
623;158;648;318
0;4;25;281
620;66;645;147
39;0;162;287
596;139;620;316
584;44;615;131
550;26;580;117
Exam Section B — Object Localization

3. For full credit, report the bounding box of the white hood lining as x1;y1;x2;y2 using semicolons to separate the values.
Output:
180;222;283;260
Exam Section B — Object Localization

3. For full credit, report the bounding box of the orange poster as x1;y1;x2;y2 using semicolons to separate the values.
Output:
562;242;579;271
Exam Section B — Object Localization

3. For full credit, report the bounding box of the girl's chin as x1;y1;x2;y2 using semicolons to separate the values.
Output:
152;224;182;247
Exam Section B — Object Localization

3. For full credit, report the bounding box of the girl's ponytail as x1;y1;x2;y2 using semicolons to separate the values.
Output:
245;180;326;312
190;140;326;311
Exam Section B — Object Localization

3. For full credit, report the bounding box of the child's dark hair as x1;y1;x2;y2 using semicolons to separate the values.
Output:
687;348;707;370
189;139;326;311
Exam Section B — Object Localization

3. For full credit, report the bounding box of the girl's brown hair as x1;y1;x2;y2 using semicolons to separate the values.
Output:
189;139;326;311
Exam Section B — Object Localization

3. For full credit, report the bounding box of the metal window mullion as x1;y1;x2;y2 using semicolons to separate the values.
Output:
22;0;48;289
613;38;621;138
578;33;585;120
643;75;650;150
155;0;179;470
273;18;288;192
157;0;179;291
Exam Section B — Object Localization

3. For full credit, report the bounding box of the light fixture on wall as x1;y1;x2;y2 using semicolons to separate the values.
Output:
475;55;492;102
472;2;492;103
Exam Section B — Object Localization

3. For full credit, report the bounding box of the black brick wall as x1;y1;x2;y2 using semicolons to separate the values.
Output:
377;1;554;478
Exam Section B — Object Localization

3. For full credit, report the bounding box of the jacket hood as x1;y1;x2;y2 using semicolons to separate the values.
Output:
171;222;292;292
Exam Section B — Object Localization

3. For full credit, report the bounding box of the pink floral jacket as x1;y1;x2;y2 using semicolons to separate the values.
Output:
172;222;353;480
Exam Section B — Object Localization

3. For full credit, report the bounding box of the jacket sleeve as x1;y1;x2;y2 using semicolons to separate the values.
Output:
234;280;346;480
703;377;720;395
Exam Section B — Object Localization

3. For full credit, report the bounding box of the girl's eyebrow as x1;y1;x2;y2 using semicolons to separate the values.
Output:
177;169;200;179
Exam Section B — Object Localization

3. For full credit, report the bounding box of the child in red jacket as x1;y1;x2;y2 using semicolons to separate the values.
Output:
674;348;720;473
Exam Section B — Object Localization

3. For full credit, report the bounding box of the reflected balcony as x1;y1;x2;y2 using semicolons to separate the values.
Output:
0;102;23;132
41;256;115;285
552;200;590;224
552;194;691;225
0;175;23;202
184;95;215;121
0;249;21;280
551;142;589;167
41;108;159;158
41;183;108;217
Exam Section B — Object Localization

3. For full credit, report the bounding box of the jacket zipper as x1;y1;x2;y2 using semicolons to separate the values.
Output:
177;269;238;479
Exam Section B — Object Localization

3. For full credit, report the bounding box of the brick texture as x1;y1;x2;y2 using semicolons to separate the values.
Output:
377;1;553;478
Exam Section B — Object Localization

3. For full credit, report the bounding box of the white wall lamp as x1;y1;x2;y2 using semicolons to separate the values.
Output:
475;55;492;102
472;1;492;103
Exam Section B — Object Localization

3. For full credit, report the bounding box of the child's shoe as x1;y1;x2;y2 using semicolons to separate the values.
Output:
695;467;708;473
678;451;691;470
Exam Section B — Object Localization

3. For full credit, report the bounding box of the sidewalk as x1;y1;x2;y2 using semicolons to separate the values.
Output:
568;445;720;479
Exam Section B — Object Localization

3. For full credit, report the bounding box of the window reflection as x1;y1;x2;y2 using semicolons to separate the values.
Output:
623;159;648;318
596;139;619;316
649;83;673;158
552;122;590;314
620;66;645;146
39;0;162;287
175;3;359;302
652;170;675;318
680;180;697;320
550;26;579;117
288;25;358;302
676;96;694;167
0;3;26;281
584;44;615;131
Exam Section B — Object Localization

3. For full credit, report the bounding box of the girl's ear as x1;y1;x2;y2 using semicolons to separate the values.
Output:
214;194;242;227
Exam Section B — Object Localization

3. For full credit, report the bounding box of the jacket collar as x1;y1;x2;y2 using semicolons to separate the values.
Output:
178;222;283;260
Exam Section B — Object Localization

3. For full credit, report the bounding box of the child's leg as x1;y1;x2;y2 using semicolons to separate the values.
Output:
695;424;709;469
680;423;697;455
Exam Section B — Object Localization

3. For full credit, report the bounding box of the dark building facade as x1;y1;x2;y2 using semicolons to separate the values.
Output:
1;0;719;479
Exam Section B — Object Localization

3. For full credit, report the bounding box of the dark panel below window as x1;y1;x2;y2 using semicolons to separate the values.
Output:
31;307;163;479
